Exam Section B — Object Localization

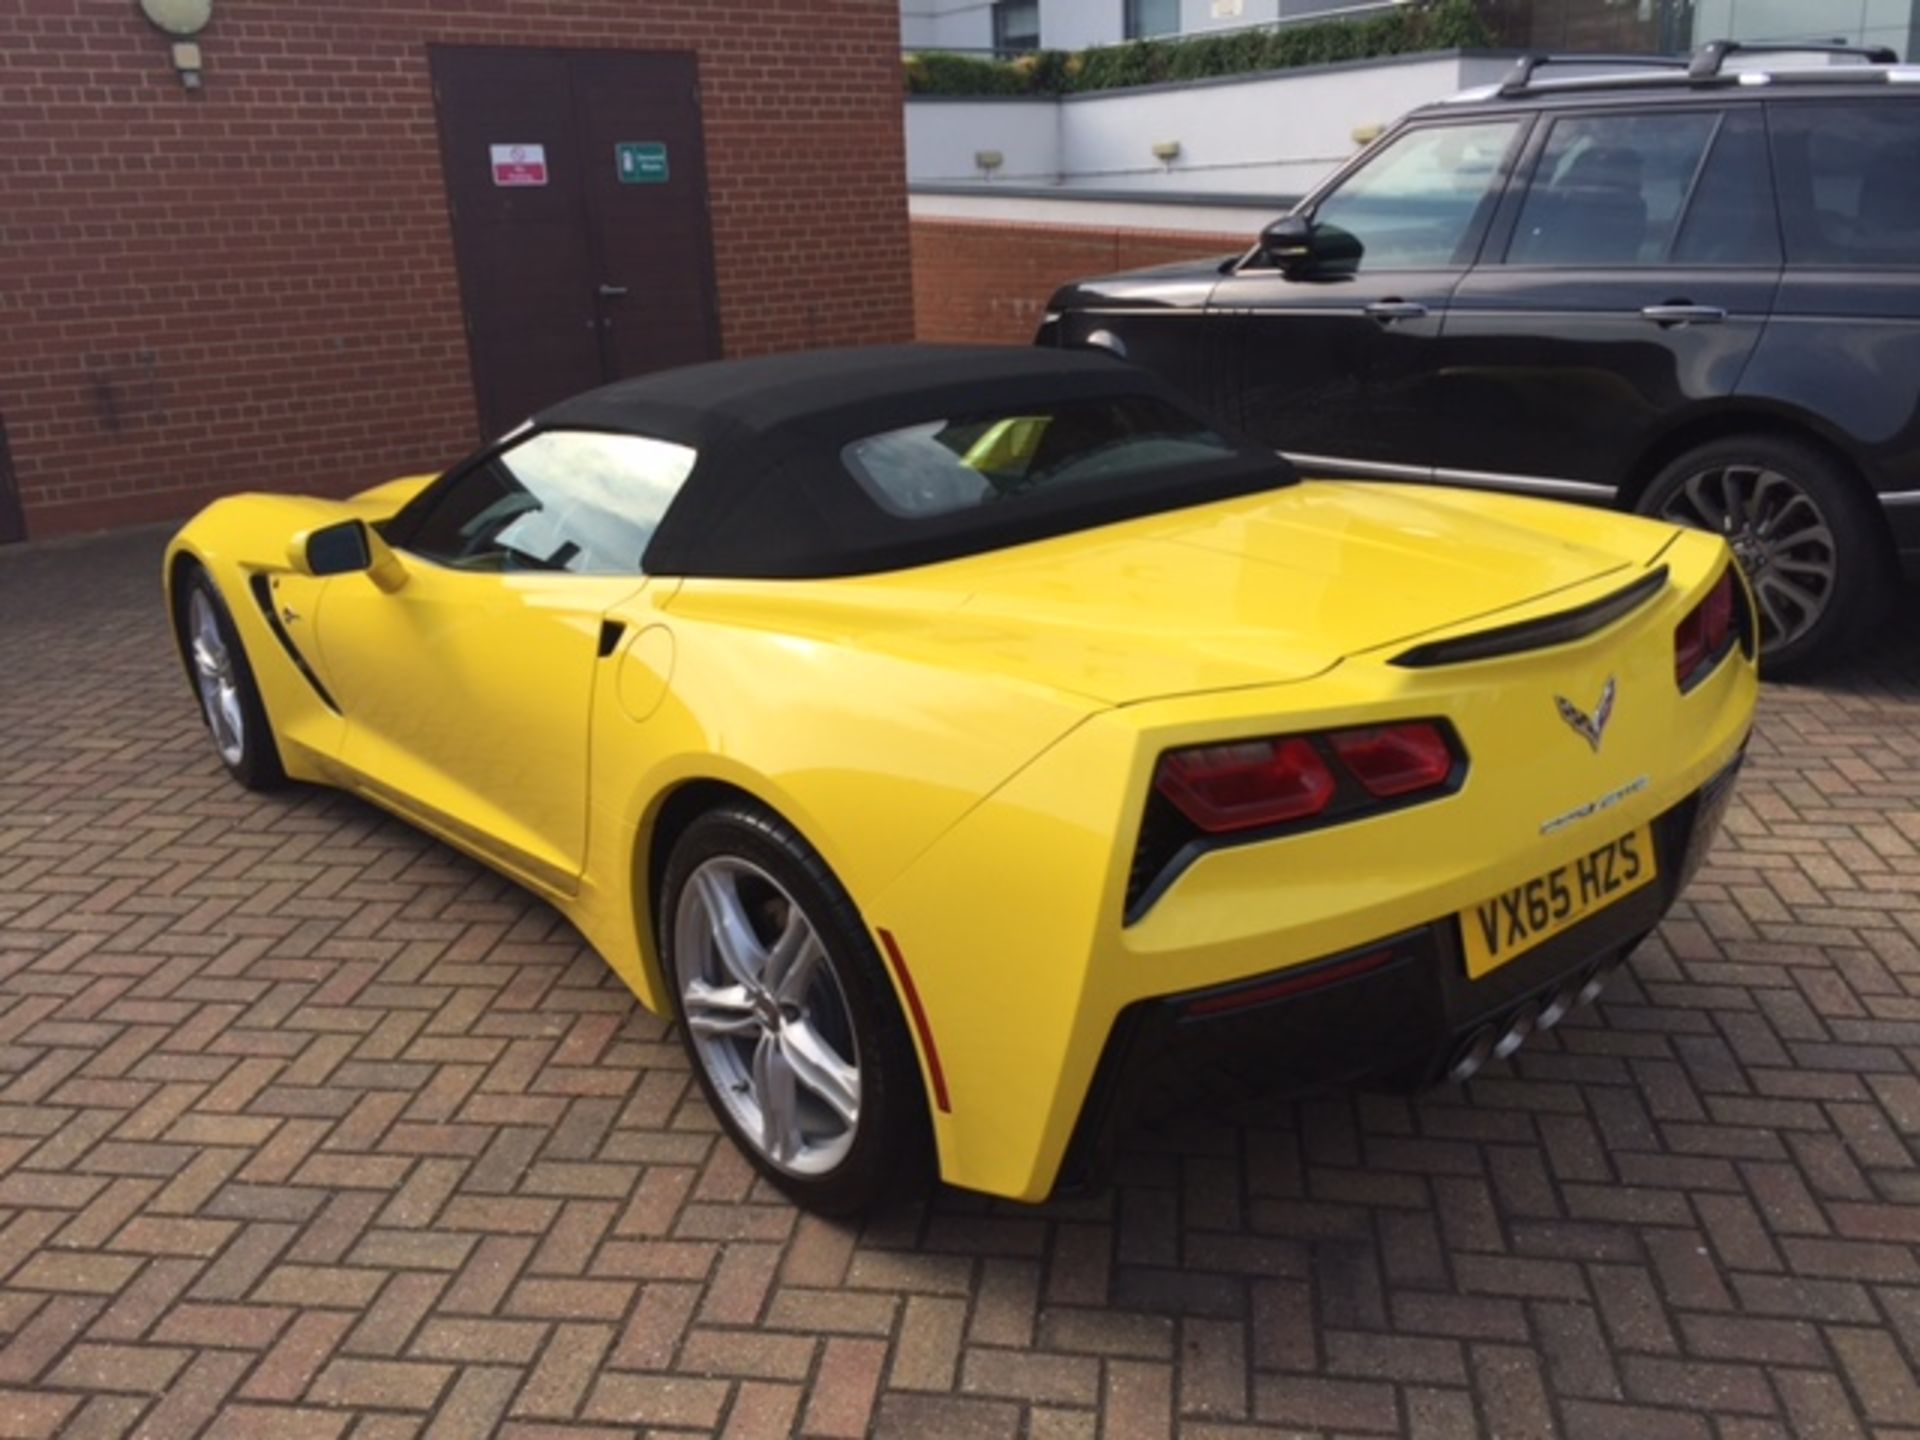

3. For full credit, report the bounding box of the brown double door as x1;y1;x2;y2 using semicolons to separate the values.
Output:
430;47;721;439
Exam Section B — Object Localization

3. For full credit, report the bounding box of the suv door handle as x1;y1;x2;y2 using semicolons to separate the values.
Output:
1365;300;1429;322
1641;303;1725;326
597;283;630;300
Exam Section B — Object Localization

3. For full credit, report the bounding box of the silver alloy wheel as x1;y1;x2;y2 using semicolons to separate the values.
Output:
1657;463;1837;652
674;855;860;1176
188;589;246;768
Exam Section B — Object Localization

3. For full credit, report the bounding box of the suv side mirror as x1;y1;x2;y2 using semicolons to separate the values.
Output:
1258;212;1363;277
289;519;407;592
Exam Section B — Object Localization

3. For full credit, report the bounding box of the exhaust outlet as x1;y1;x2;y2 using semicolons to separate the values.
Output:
1536;974;1584;1031
1447;1025;1497;1083
1575;955;1624;1009
1492;999;1541;1061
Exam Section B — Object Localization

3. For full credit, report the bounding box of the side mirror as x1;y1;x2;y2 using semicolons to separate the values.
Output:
1259;213;1316;268
1258;212;1363;277
288;519;407;592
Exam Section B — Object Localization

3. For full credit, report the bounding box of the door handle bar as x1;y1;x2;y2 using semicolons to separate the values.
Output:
597;284;630;300
1364;300;1429;322
1641;303;1726;325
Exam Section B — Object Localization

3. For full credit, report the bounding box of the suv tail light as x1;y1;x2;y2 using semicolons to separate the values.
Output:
1675;568;1739;691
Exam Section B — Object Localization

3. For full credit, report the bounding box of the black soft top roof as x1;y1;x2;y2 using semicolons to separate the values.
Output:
532;345;1295;579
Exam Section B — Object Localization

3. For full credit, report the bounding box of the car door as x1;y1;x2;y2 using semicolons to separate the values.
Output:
1431;105;1782;497
1212;116;1530;470
313;428;695;893
1748;97;1920;566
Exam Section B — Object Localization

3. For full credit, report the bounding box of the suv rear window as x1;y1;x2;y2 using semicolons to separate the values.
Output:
1771;100;1920;267
841;396;1239;519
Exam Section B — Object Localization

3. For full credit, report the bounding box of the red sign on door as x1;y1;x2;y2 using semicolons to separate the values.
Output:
489;143;549;187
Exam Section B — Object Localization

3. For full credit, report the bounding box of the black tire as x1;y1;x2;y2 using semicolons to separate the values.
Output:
659;801;932;1214
175;568;287;792
1635;435;1893;677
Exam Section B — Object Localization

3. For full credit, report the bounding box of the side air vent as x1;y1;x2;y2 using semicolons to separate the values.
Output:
248;574;341;713
1391;567;1669;669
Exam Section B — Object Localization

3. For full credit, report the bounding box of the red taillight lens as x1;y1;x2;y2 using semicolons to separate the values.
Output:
1702;571;1735;650
1154;738;1336;833
1327;722;1454;798
1676;569;1737;688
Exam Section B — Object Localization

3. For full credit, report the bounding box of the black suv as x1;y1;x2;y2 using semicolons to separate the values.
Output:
1038;41;1920;673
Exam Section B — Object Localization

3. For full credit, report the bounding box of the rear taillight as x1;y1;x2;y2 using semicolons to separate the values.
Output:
1153;738;1335;833
1675;569;1739;691
1327;722;1454;798
1130;719;1465;919
1152;722;1460;836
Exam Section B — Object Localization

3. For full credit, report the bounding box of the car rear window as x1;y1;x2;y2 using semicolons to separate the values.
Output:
841;395;1241;520
1771;99;1920;267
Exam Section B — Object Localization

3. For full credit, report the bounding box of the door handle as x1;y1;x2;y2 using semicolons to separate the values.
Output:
1365;300;1429;322
1641;303;1725;326
597;283;630;300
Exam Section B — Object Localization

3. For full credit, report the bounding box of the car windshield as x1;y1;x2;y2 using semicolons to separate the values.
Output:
842;395;1240;519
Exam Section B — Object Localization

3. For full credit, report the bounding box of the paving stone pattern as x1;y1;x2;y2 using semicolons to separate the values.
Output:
1;529;1918;1438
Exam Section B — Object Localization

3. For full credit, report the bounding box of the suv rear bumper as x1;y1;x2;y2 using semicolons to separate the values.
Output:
1052;749;1743;1194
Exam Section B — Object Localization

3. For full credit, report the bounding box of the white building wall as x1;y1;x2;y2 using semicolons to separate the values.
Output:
909;188;1279;236
907;98;1064;182
1177;0;1397;35
1056;52;1501;195
902;0;1452;50
906;53;1510;198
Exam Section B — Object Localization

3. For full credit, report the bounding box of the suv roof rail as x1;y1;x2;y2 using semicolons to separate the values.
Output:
1497;52;1687;98
1688;38;1900;78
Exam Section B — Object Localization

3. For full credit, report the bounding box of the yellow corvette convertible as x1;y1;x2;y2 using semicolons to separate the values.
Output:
165;347;1756;1212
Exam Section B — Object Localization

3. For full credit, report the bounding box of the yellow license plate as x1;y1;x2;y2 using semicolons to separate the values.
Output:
1461;826;1656;978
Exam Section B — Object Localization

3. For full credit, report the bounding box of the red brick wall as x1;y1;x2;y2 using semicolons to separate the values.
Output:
911;218;1248;346
0;1;913;539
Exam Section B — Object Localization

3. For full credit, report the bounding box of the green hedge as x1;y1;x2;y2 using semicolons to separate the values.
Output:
903;0;1493;96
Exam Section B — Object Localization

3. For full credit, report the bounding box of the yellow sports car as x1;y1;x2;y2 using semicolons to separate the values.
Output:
165;347;1757;1212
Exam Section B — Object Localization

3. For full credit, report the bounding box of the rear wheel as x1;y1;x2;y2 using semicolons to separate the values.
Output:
176;569;286;791
660;801;930;1213
1636;435;1891;676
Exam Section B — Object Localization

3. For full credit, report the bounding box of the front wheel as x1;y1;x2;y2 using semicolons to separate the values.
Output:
660;802;931;1214
176;569;286;791
1636;436;1892;676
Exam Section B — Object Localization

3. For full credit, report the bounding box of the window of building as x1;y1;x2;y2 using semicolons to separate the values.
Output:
1771;100;1920;267
394;429;697;573
992;0;1040;56
1125;0;1181;40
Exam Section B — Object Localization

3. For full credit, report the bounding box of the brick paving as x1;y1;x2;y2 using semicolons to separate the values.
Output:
1;527;1918;1439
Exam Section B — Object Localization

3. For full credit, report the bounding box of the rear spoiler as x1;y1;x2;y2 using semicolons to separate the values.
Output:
1391;567;1669;668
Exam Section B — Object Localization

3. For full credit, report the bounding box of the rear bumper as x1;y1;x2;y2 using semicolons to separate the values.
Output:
1053;748;1743;1194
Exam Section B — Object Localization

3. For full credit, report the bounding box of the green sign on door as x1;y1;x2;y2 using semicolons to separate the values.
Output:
616;142;669;185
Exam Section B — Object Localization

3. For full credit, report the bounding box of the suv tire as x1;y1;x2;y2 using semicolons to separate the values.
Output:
1636;435;1891;677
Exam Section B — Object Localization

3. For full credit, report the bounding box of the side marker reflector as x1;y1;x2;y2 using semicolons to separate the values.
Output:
877;928;952;1114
